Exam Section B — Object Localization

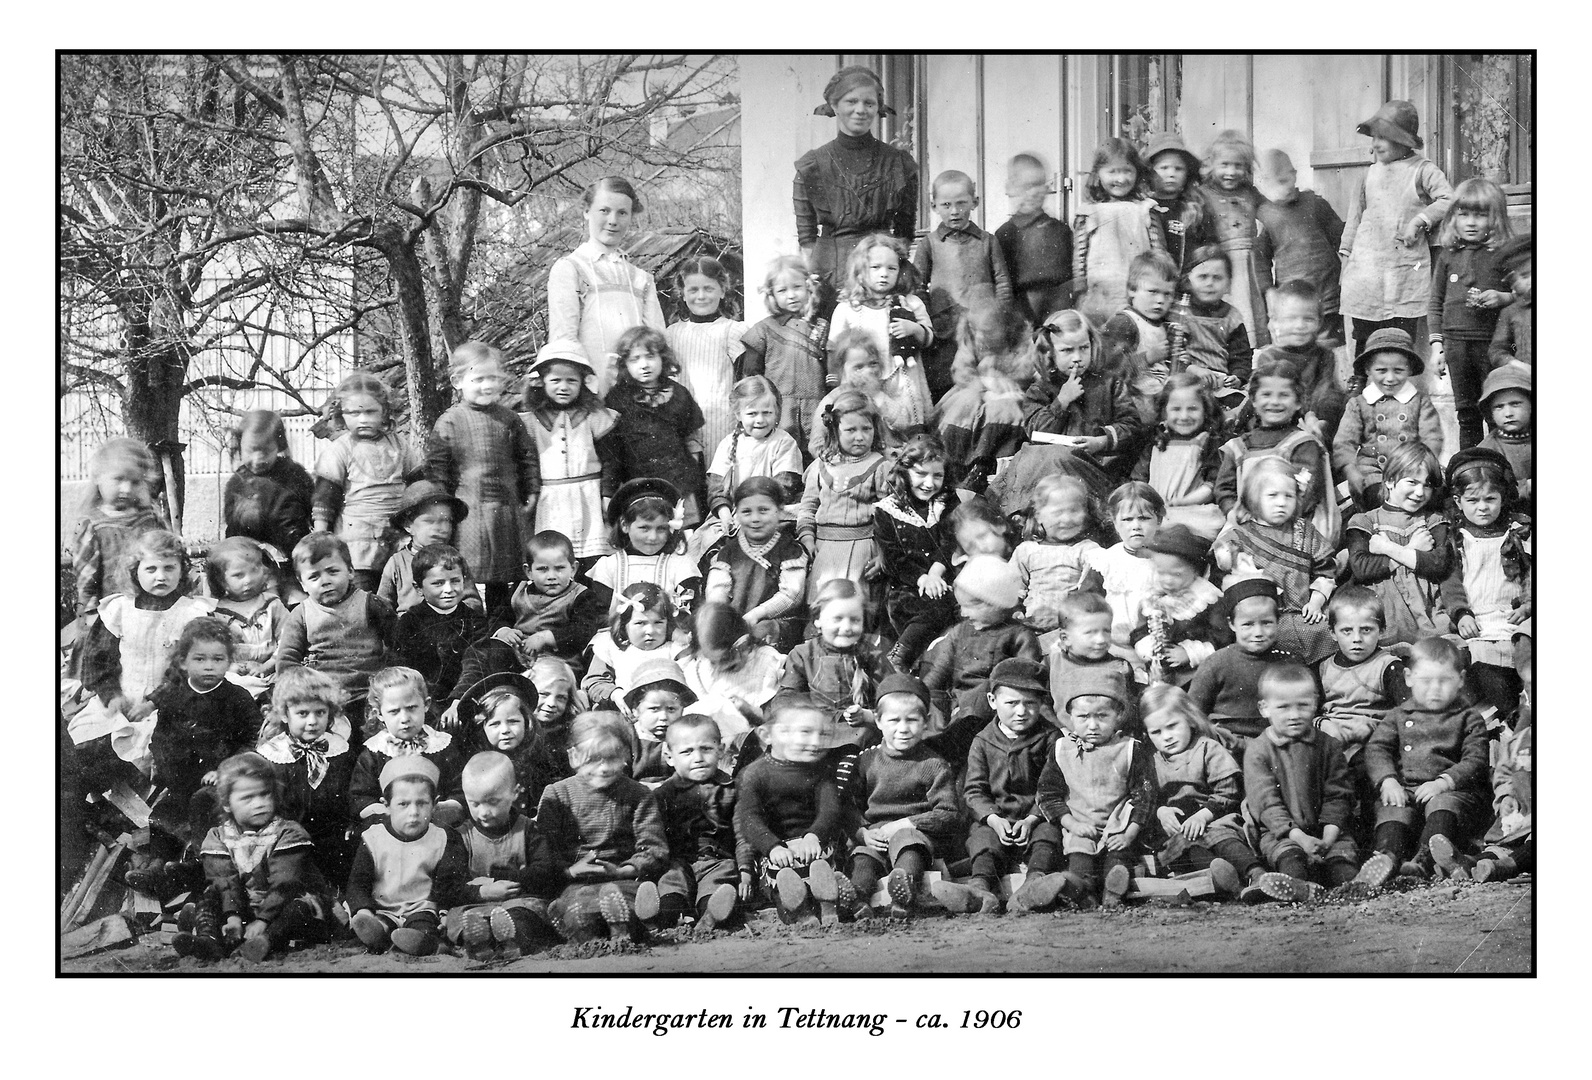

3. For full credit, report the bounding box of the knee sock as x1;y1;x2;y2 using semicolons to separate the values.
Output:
1210;838;1262;879
970;851;1002;880
1419;810;1461;853
1375;821;1414;861
1067;852;1100;893
849;856;881;899
1324;859;1360;886
1276;851;1310;881
1028;840;1060;875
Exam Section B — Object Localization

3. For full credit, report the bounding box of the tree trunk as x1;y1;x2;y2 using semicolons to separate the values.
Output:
121;336;189;533
371;224;447;440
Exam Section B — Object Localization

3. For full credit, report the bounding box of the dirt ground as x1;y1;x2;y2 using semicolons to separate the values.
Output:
63;875;1531;976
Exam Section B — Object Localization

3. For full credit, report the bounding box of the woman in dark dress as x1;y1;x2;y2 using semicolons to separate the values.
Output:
794;66;920;319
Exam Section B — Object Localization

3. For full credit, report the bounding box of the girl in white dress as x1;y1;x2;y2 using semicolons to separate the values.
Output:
667;256;745;457
521;340;617;563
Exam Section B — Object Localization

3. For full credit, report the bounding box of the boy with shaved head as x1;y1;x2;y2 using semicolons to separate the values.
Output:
444;751;563;959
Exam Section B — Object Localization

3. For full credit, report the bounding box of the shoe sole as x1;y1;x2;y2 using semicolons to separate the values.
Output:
1256;872;1319;903
1103;865;1132;906
351;912;391;950
1472;861;1497;883
597;883;634;938
488;907;517;947
1011;873;1065;914
1207;858;1242;897
1352;852;1396;890
237;935;271;963
633;881;662;923
461;910;493;952
774;868;808;924
390;928;437;956
928;880;982;914
806;860;841;925
887;868;917;915
696;883;738;933
1428;836;1471;881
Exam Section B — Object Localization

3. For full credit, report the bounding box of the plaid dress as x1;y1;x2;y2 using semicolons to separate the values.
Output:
427;402;539;583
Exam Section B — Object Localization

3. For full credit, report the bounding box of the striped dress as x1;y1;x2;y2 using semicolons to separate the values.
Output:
797;451;891;604
668;316;745;456
546;241;665;397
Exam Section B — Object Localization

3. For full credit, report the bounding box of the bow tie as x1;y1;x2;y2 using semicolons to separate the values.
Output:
1062;731;1098;757
289;738;331;788
387;736;427;756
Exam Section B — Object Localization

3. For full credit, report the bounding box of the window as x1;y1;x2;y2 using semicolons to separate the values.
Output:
1440;54;1533;188
1108;55;1182;153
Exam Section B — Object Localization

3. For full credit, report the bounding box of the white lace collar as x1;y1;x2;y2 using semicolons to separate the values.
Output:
365;727;452;756
257;730;350;765
1361;381;1418;405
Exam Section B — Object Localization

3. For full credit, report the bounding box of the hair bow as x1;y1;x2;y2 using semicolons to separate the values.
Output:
669;502;686;532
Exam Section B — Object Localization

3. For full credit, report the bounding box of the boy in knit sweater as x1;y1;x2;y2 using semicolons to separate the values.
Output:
275;533;397;738
536;713;669;944
1242;664;1360;902
733;701;849;926
846;674;964;918
1189;577;1307;757
965;659;1062;915
912;170;1013;398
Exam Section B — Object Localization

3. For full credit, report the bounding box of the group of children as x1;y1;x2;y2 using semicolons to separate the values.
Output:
62;96;1533;963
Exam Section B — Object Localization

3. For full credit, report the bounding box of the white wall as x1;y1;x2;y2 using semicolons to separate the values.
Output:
738;54;840;313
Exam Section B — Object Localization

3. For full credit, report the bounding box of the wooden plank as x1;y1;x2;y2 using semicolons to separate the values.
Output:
923;55;982;225
103;783;152;828
61;836;128;933
62;914;133;960
1128;870;1216;899
59;844;111;932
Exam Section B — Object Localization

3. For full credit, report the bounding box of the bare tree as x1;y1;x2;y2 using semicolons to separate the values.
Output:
59;54;384;521
217;53;737;433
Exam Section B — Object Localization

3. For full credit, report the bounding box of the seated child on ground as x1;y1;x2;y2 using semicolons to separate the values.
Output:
347;666;464;828
181;752;333;963
964;659;1062;915
1188;577;1305;756
536;713;669;944
1033;669;1156;909
1470;693;1532;884
1138;684;1267;901
846;674;963;919
444;751;563;960
732;701;849;926
1353;637;1490;888
639;714;752;932
274;533;397;736
345;755;471;956
1242;664;1360;900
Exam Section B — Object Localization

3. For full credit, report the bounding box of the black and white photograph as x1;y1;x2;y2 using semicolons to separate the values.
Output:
55;48;1538;981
